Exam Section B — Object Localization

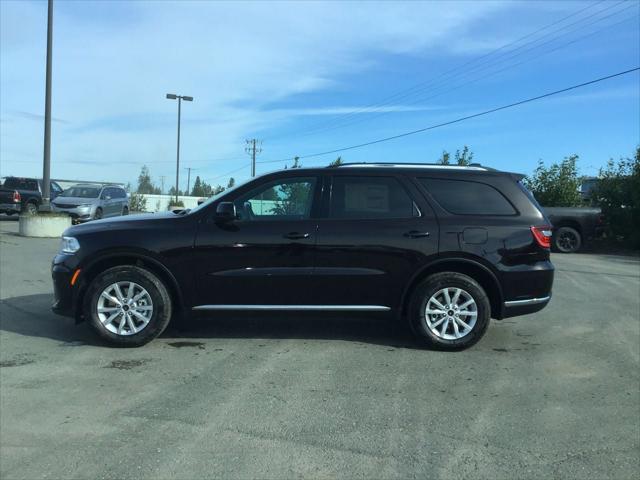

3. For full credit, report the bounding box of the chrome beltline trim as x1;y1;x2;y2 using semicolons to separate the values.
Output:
192;305;391;312
504;296;551;306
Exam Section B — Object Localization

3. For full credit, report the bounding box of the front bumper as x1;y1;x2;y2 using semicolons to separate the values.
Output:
51;254;80;318
0;203;21;213
51;205;93;222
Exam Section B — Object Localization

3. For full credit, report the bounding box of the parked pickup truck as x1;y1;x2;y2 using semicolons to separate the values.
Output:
543;206;605;253
0;177;63;215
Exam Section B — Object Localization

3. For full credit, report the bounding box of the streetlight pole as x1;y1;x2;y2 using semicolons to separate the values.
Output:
166;93;193;203
42;0;54;210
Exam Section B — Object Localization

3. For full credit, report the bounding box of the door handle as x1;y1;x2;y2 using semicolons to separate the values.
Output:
284;232;310;240
404;230;430;238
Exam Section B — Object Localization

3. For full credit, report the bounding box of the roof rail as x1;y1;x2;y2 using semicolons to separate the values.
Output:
328;162;492;171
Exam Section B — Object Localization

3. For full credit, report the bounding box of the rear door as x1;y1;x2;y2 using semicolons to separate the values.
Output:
312;173;439;311
105;187;120;216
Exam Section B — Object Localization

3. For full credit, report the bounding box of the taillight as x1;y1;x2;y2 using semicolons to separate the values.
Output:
12;191;21;203
531;226;552;249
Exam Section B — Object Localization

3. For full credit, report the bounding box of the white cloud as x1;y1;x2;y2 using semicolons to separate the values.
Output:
1;0;549;183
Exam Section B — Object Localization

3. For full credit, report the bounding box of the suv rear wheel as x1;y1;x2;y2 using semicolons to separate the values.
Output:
84;266;172;347
409;272;490;350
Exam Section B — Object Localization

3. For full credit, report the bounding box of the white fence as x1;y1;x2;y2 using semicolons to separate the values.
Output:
138;194;202;212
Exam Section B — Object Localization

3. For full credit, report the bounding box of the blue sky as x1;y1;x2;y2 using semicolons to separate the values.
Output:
1;0;638;191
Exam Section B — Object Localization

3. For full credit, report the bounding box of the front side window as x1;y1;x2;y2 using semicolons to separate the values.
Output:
419;178;516;215
330;176;417;219
234;177;317;221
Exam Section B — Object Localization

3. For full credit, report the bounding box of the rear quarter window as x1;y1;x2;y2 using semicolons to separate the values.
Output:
419;178;516;215
4;178;38;191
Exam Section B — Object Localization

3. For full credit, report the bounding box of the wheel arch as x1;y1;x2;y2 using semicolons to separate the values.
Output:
552;218;582;235
74;251;185;323
400;256;505;320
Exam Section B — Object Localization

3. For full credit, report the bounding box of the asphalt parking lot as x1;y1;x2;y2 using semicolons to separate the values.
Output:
1;217;638;480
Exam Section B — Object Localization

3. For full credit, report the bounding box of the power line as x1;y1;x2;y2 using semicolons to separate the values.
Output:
272;1;635;140
205;163;251;184
257;67;639;165
245;139;263;177
316;10;639;139
265;0;632;141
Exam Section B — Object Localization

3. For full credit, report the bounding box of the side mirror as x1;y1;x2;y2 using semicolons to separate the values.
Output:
215;202;237;221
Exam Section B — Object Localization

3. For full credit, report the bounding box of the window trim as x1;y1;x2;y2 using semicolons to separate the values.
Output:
417;177;519;217
327;174;422;221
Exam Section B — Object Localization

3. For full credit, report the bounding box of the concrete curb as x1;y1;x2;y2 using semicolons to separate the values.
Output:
18;214;71;238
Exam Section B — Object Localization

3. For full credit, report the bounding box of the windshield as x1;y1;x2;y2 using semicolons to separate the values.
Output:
187;178;252;214
59;187;100;198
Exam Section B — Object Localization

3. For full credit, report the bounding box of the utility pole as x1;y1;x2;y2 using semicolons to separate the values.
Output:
160;176;165;195
41;0;54;210
166;93;193;202
184;167;194;195
245;139;262;177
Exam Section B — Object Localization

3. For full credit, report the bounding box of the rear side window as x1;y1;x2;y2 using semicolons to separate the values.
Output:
419;178;516;215
330;176;417;219
4;178;38;191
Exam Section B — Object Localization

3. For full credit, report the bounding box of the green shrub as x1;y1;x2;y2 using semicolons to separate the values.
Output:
129;192;147;212
592;147;640;249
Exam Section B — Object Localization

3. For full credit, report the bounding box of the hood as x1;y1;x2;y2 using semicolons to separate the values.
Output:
64;210;181;236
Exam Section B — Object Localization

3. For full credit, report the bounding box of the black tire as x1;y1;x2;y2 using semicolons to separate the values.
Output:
83;266;172;347
409;272;490;350
122;206;129;216
94;207;103;220
553;226;582;253
23;202;38;215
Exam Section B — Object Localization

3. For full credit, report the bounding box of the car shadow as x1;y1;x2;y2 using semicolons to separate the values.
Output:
0;293;421;349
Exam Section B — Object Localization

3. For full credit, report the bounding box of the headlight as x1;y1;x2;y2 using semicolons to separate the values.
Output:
60;236;80;254
78;204;92;208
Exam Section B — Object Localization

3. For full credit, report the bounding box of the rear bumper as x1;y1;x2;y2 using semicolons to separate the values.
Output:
502;295;551;319
498;259;554;319
0;203;21;213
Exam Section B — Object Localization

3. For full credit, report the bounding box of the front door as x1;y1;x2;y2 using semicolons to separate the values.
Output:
313;174;439;310
193;175;321;307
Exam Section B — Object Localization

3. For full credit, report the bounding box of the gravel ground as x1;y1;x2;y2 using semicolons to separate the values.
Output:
1;217;638;479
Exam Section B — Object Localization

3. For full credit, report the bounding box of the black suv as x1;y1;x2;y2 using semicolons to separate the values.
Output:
52;163;554;349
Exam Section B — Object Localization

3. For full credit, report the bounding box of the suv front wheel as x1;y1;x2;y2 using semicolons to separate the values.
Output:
409;272;490;350
84;266;172;347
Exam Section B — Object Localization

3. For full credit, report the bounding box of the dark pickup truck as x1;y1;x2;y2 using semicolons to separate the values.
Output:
0;177;63;215
543;206;605;253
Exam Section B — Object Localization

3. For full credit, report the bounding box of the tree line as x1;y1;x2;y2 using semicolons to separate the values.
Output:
127;147;639;249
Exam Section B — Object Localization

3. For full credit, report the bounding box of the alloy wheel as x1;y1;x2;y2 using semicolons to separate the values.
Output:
424;287;478;340
557;230;579;252
96;281;153;336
